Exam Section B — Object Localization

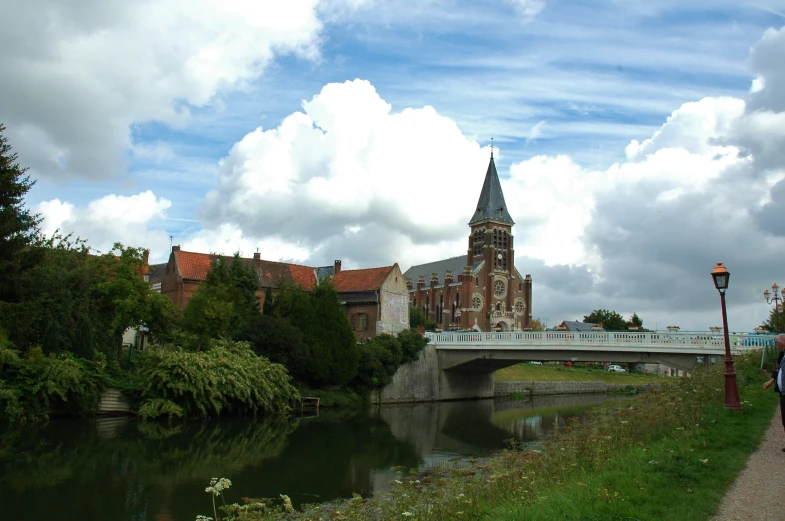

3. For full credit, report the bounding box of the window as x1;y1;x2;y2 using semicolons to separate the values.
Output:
494;279;506;297
353;313;368;330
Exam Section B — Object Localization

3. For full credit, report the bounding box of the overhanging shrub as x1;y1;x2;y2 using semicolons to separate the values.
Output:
134;339;299;419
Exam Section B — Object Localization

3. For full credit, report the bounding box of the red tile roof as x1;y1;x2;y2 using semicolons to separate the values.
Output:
332;266;393;292
174;250;318;288
175;251;215;281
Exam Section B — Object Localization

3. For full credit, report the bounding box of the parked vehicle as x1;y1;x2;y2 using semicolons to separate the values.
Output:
529;361;543;365
607;364;626;372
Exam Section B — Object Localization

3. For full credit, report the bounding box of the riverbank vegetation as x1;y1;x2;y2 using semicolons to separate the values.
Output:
202;351;774;521
495;362;666;384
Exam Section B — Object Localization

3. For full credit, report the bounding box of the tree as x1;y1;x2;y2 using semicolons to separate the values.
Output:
181;253;259;342
628;312;644;329
409;306;437;331
0;124;42;303
760;307;785;334
530;318;546;331
583;309;627;331
238;314;309;383
273;279;360;387
0;237;177;359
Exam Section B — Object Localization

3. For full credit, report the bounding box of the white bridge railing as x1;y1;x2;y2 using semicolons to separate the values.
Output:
425;331;777;351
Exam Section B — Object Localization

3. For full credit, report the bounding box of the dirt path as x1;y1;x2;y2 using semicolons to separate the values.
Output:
710;408;785;521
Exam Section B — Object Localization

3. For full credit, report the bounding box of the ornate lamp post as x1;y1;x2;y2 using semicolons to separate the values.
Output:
711;262;742;410
763;283;785;333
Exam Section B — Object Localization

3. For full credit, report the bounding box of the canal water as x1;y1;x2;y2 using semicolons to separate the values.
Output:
0;394;618;521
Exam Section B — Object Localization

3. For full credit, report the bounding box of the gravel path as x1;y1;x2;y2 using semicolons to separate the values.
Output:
710;408;785;521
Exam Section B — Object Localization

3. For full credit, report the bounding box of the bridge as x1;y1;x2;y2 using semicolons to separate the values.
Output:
374;331;776;403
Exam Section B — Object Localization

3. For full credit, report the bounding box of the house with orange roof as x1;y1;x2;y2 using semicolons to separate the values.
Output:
160;246;409;340
332;264;409;341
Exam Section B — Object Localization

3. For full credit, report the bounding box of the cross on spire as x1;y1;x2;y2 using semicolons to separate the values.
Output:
490;137;494;158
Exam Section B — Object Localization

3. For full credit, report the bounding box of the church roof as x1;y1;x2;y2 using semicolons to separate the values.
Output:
469;155;514;226
403;256;482;284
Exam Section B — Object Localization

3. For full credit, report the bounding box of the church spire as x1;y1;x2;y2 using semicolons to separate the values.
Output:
469;152;514;226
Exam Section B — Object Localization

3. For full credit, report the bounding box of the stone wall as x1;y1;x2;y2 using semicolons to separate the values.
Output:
495;380;661;397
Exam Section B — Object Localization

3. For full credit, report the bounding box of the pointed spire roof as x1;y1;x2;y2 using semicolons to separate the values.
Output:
469;155;514;226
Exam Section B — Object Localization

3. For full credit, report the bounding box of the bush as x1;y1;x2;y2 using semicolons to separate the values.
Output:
397;329;428;363
0;344;104;424
134;339;299;419
352;334;403;390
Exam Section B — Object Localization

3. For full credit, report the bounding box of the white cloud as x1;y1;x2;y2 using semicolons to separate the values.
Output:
36;191;173;257
202;79;492;252
0;0;326;179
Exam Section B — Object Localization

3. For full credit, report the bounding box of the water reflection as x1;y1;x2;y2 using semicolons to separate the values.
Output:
0;394;617;521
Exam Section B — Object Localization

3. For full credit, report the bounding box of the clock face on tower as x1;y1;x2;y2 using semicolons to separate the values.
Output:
494;279;506;298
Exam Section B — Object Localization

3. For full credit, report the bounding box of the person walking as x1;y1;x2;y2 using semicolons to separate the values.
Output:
762;333;785;449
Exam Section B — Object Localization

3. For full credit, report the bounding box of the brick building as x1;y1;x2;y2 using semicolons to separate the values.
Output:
403;154;533;331
160;247;408;340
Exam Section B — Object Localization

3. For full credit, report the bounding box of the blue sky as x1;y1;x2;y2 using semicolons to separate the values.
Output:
3;0;785;330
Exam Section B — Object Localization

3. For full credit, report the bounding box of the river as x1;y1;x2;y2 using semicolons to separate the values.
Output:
0;393;620;521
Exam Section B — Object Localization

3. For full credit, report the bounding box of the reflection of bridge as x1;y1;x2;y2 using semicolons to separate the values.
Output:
390;331;775;401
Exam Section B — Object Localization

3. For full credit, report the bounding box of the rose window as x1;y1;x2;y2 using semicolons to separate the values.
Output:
515;300;525;315
494;280;506;297
472;296;482;310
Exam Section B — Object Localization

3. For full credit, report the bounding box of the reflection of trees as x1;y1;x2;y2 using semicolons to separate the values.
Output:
0;416;297;491
0;409;422;520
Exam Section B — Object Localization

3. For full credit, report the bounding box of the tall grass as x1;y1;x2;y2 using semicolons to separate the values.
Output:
208;352;776;521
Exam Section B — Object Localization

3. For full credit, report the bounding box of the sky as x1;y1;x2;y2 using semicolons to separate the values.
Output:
2;0;785;332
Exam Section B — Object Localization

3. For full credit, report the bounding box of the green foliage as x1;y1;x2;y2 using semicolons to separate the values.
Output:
134;339;299;418
351;330;427;391
583;309;646;331
137;398;184;420
93;243;180;344
238;314;310;383
273;279;359;387
409;306;437;330
760;306;785;333
0;237;177;359
0;345;104;424
182;254;260;342
262;286;274;315
352;334;402;390
396;328;428;363
629;312;644;329
0;123;42;304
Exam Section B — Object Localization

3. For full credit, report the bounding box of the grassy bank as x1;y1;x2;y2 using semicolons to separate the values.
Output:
204;351;775;521
495;362;667;384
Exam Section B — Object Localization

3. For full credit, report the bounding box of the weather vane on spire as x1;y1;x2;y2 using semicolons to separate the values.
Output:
490;137;494;158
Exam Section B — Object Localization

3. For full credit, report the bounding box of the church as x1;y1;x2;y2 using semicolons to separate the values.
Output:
403;153;533;331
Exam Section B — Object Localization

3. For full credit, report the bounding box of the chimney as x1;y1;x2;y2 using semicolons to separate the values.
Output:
143;249;150;265
172;245;180;252
253;252;261;260
334;260;342;274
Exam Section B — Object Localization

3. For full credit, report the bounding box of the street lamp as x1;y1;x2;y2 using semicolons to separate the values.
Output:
763;283;785;333
711;262;742;410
